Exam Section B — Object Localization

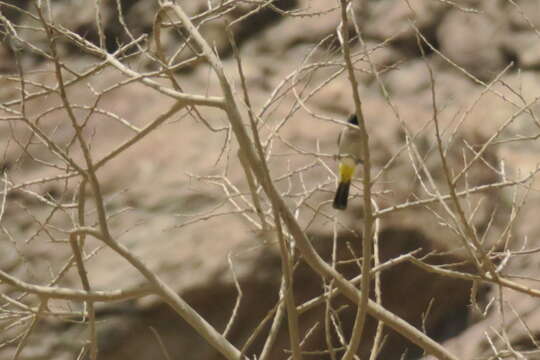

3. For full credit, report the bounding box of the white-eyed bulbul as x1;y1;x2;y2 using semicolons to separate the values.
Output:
333;114;364;210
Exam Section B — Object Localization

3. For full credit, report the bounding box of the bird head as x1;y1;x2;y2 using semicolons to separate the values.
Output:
347;114;359;125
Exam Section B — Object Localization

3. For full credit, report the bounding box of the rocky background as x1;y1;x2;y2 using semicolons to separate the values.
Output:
1;0;540;359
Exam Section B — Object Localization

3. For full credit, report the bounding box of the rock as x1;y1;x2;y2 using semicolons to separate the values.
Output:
507;0;540;31
437;8;507;81
384;59;431;95
502;31;540;69
364;0;446;44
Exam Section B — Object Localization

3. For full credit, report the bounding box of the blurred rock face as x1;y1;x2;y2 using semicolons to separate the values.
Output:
1;1;540;359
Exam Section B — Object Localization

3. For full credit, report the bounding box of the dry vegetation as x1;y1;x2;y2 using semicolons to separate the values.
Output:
1;1;540;359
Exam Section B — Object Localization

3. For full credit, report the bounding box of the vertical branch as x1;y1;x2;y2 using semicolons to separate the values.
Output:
275;213;302;360
324;218;339;360
338;1;374;357
0;173;8;224
226;21;302;359
35;2;110;241
258;291;286;360
69;232;97;360
369;200;384;360
222;254;243;339
94;0;106;49
238;151;269;230
35;4;101;358
69;179;97;360
415;29;498;280
227;24;269;231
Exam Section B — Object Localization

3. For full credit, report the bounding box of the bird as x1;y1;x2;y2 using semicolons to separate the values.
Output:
333;114;364;210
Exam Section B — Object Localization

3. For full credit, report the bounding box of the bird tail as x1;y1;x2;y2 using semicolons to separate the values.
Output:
333;181;350;210
333;162;355;210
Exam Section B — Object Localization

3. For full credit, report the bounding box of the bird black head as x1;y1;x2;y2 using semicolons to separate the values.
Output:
347;114;359;125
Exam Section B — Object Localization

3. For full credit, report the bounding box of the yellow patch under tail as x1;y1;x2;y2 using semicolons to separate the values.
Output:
339;163;355;183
